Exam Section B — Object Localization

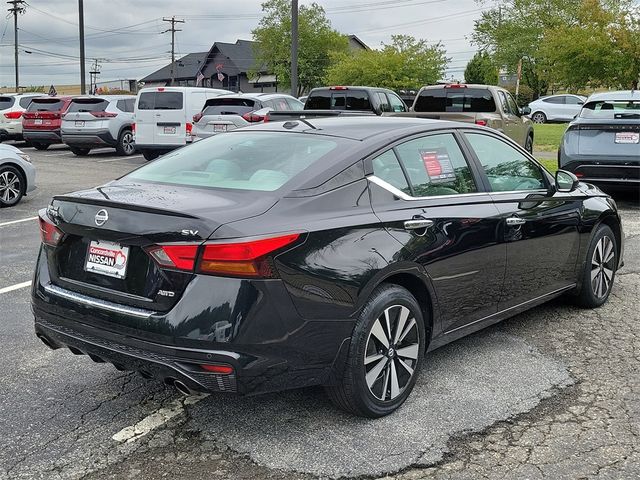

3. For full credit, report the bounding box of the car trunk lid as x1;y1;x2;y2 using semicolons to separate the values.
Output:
62;98;113;132
575;121;640;158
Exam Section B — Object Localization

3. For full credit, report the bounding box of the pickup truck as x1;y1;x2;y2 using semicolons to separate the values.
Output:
388;84;534;152
266;85;407;122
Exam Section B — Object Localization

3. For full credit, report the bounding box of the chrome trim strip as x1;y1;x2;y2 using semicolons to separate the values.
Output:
44;284;155;319
444;284;576;335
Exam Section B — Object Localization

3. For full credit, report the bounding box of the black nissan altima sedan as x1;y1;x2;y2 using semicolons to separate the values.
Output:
33;117;624;417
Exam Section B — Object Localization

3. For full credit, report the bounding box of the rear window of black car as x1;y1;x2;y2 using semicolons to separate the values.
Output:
0;96;15;109
67;99;109;112
306;90;372;111
27;99;64;111
137;91;183;110
414;88;496;113
127;132;340;192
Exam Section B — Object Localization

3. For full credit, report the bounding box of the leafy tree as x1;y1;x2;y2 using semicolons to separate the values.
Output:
252;0;348;96
464;51;498;84
324;35;448;90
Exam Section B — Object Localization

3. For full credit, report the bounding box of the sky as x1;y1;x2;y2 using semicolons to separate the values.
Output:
0;0;488;88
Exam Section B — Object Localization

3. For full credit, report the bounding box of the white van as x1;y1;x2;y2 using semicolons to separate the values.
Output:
134;86;231;160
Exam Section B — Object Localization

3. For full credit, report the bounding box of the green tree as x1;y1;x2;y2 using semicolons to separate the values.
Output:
252;0;348;95
464;51;498;84
324;35;448;90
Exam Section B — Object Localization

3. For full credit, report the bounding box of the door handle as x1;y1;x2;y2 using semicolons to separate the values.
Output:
404;219;434;230
506;216;526;226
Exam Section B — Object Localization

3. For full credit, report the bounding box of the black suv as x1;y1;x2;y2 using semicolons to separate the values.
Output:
304;86;408;115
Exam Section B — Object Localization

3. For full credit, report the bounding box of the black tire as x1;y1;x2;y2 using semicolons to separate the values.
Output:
70;147;91;156
326;284;426;417
142;150;160;161
32;143;49;151
115;129;135;156
0;165;25;207
525;133;534;153
575;224;617;308
531;111;546;124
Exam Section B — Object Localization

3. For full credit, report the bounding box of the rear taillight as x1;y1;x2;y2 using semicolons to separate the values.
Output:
574;172;584;178
3;111;22;119
193;112;203;123
38;212;63;246
131;122;136;133
90;111;117;118
198;233;301;277
241;112;265;123
186;122;193;138
200;364;234;374
145;244;199;271
475;119;488;126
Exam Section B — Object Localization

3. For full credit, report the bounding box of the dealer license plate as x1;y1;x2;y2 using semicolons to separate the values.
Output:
85;240;130;279
75;120;85;127
163;126;176;134
34;119;43;125
213;124;228;133
615;132;639;144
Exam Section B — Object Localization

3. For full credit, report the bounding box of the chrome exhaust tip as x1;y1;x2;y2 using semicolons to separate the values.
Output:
37;334;57;350
173;380;192;396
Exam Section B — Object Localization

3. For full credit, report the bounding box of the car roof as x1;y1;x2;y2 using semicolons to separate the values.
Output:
71;95;136;101
586;90;640;102
241;116;470;141
309;86;395;93
210;93;295;101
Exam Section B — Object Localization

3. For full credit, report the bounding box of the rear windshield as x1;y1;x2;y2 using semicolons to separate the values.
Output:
414;88;496;113
0;96;15;110
67;99;109;113
203;105;254;116
126;132;339;192
579;100;640;119
306;90;372;111
137;91;183;110
27;99;65;112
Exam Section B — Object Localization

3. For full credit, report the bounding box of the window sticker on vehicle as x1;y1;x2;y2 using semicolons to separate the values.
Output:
420;149;456;182
85;240;129;279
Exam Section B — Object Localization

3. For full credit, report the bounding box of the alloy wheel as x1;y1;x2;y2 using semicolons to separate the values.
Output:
122;132;135;155
591;235;615;298
532;112;546;124
0;169;21;204
364;305;420;402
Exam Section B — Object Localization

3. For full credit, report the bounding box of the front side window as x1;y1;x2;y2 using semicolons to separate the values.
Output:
465;133;546;192
394;133;477;196
506;93;519;115
388;93;407;112
126;132;340;192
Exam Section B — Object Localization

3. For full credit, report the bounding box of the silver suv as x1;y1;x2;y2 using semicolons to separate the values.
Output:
61;95;136;156
0;93;42;142
192;93;303;140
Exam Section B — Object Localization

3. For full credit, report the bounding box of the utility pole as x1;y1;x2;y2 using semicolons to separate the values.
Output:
78;0;86;94
89;58;100;94
162;16;184;86
7;0;26;92
290;0;298;97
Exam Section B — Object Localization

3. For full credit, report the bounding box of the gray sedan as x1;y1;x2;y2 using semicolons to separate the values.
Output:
0;143;36;207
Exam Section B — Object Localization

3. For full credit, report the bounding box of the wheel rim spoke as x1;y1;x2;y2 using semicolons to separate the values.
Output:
364;353;384;365
365;357;388;389
380;364;390;401
396;343;419;360
390;360;400;399
398;318;416;343
393;306;409;344
398;358;414;376
602;267;613;283
370;319;389;349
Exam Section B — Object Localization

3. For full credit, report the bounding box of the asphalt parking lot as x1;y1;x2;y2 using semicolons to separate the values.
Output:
0;143;638;480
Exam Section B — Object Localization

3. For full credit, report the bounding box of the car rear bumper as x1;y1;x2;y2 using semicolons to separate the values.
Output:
134;144;183;152
560;155;640;187
62;130;117;147
31;248;353;395
23;129;62;144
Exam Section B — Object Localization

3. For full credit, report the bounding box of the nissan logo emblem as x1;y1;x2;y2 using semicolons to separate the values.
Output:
94;209;109;227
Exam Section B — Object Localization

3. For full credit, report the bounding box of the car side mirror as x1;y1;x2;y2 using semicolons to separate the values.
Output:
520;106;531;116
555;169;579;193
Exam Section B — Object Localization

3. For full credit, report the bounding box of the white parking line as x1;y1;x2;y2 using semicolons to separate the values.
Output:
0;281;32;294
112;393;208;443
0;216;37;227
97;155;143;163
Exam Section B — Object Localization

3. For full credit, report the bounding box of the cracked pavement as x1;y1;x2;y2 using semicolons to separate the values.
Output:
0;146;638;480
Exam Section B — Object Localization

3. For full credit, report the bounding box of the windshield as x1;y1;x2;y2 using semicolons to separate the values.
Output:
126;132;339;191
580;100;640;119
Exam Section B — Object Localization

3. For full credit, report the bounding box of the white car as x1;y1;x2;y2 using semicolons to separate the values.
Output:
0;93;44;142
0;143;36;207
133;86;231;161
527;94;587;124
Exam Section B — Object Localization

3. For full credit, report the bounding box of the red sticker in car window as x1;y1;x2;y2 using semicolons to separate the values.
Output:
419;149;457;183
420;151;442;177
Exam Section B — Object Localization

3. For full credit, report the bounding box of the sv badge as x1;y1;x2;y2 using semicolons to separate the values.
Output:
181;229;199;236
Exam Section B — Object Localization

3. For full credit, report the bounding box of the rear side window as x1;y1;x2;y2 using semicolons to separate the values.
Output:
286;97;304;110
68;99;109;113
0;96;15;110
27;99;64;112
19;97;35;108
542;96;565;104
394;133;477;196
377;92;391;112
414;88;496;113
372;150;410;193
137;91;183;110
305;91;330;109
126;132;340;192
116;99;135;112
